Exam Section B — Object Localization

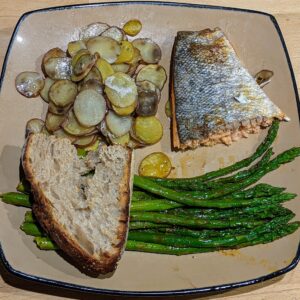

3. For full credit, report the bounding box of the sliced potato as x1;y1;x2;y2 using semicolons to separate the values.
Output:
26;118;44;136
49;79;78;107
99;120;109;137
127;62;140;77
139;152;172;178
95;58;114;81
44;57;72;80
79;79;103;94
74;89;106;127
82;66;102;83
62;110;96;136
74;134;97;147
71;54;97;82
108;132;130;145
123;19;142;37
112;101;137;116
127;47;142;65
53;128;77;143
136;80;159;116
67;40;87;57
79;22;110;40
104;72;137;108
40;77;55;103
106;110;132;137
134;116;163;144
127;135;146;149
87;36;120;64
165;100;172;118
41;126;51;136
101;26;124;43
136;64;167;90
42;48;66;66
115;41;134;64
45;112;66;132
48;100;72;115
132;38;161;64
15;72;44;98
111;63;130;73
83;138;102;151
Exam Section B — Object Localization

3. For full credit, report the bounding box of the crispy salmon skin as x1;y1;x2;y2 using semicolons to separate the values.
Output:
171;28;287;150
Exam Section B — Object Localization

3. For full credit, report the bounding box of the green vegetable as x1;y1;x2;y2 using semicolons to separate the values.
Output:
20;222;43;236
131;199;183;211
16;179;31;194
129;221;169;230
34;237;59;250
0;192;32;207
24;211;35;223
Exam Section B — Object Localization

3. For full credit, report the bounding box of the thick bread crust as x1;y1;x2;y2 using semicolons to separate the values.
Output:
23;135;132;276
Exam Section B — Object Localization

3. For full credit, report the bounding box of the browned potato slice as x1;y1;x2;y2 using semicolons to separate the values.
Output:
95;58;114;81
26;118;44;136
71;54;97;82
53;128;77;143
48;101;72;115
105;110;132;137
101;26;124;43
108;132;130;146
136;80;159;116
112;101;137;116
82;66;102;83
45;112;65;132
123;19;142;37
127;47;142;65
44;57;72;80
49;79;78;108
136;64;167;90
87;36;121;64
79;79;103;94
104;72;137;107
79;22;110;39
40;77;55;103
111;63;130;73
139;152;172;178
74;89;106;127
134;116;163;144
67;40;87;57
83;138;103;151
62;110;96;136
74;134;97;147
115;41;134;64
132;38;161;64
42;48;66;66
15;72;44;98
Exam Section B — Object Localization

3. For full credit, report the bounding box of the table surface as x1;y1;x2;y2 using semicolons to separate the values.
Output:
1;0;300;299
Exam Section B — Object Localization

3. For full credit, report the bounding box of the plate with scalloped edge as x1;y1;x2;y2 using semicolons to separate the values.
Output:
0;1;300;297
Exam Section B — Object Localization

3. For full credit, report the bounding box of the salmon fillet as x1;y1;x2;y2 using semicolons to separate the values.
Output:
171;28;287;150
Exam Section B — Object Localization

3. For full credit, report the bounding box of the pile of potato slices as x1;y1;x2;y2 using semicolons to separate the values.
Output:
15;19;167;150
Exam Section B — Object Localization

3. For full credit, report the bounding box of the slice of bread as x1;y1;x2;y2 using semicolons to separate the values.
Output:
23;133;132;275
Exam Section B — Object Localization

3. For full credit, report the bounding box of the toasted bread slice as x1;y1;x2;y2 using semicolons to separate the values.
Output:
23;133;132;275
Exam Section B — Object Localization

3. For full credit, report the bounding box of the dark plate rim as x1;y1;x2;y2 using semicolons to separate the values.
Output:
0;1;299;297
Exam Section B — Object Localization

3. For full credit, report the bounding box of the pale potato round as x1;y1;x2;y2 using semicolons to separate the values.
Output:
15;72;44;98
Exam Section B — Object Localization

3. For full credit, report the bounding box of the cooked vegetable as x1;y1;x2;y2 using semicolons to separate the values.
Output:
136;64;167;90
87;36;121;64
41;126;51;136
112;101;137;116
79;79;103;94
49;79;78;107
43;57;72;80
74;89;106;127
82;66;102;83
101;26;124;42
34;237;59;250
53;128;77;143
165;100;171;118
62;110;96;136
74;135;97;147
45;112;65;132
20;222;43;237
95;58;114;81
0;192;31;207
106;110;132;137
83;138;102;151
127;137;145;149
15;72;44;98
123;19;142;37
139;152;172;178
134;116;163;144
79;22;110;39
42;48;66;66
127;47;142;65
111;63;130;73
136;80;160;116
108;132;130;146
255;70;274;88
40;77;55;103
67;40;87;57
115;41;134;63
105;72;138;107
132;38;161;64
48;101;72;115
71;51;97;82
25;118;44;136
